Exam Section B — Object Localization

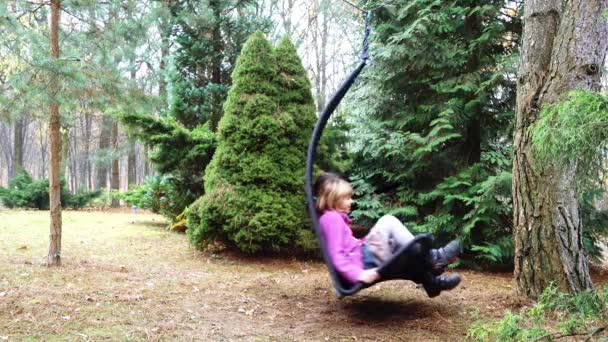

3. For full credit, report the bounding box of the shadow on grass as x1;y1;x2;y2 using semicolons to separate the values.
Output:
130;220;168;229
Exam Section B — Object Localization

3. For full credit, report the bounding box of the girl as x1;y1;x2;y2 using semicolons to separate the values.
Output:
314;172;462;297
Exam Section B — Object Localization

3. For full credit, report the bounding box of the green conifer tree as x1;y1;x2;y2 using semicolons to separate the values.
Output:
120;0;268;221
187;33;317;254
349;0;520;265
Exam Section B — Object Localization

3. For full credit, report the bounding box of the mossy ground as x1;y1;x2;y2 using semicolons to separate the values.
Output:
1;209;607;341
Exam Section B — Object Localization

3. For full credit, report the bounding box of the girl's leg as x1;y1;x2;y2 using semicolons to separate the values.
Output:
364;215;415;266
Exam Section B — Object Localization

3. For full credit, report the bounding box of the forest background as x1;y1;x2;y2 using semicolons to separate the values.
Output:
1;0;608;269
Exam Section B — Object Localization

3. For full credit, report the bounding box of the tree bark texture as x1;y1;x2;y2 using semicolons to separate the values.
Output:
96;115;113;189
127;139;136;188
48;0;62;267
12;115;25;178
110;121;119;207
513;0;608;298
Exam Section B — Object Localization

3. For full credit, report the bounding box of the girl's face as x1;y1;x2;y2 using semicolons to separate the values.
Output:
335;195;353;214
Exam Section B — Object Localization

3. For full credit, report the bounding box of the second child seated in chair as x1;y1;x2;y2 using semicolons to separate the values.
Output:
315;172;462;297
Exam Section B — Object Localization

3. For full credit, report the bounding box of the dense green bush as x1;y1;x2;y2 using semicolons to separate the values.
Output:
0;169;100;210
187;33;317;254
118;176;164;213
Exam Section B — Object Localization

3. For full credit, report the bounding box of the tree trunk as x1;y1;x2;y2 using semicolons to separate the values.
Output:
143;144;150;179
513;0;608;299
96;115;113;189
83;111;92;190
110;121;120;207
48;0;62;267
60;127;69;179
463;6;481;165
38;120;48;179
209;0;223;132
127;139;136;188
158;0;172;109
12;115;25;177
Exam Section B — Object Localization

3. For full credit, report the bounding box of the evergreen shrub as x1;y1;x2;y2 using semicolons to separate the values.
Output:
118;176;164;213
187;33;317;254
0;169;100;209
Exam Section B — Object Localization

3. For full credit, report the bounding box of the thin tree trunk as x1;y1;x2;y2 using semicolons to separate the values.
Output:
209;0;223;132
318;0;328;111
127;139;136;188
13;115;25;177
110;121;119;207
158;0;171;109
512;0;607;299
38;121;48;179
60;128;69;179
83;111;92;190
97;115;113;189
143;144;150;178
127;63;137;188
463;6;481;165
48;0;62;267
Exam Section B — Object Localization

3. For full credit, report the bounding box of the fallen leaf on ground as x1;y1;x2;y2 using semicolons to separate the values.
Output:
18;245;27;250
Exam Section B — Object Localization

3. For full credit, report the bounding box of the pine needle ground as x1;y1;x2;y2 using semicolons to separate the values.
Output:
1;210;606;341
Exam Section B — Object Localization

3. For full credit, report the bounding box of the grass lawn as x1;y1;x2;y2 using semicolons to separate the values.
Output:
1;209;605;341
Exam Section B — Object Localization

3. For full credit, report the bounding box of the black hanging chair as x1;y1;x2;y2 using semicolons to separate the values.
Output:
304;11;435;298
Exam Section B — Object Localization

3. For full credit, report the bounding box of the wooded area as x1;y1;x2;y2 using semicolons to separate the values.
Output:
2;0;608;340
2;1;608;338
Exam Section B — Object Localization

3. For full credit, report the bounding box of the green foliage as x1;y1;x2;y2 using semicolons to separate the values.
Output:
531;90;608;191
168;0;271;130
117;176;165;213
120;113;215;220
347;0;520;268
187;33;317;254
0;170;100;210
468;283;608;341
119;0;269;222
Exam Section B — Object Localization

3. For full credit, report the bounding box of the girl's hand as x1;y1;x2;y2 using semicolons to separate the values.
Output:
358;268;380;284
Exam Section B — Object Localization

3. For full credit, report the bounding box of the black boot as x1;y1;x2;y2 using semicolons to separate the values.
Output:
429;240;461;274
423;273;462;298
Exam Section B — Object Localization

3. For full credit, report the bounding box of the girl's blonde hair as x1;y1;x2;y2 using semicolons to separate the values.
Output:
314;173;354;211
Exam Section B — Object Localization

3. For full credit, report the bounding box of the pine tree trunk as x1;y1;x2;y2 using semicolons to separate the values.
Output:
83;112;92;190
127;139;136;188
143;144;150;178
158;0;171;108
209;0;223;132
110;121;120;207
13;115;25;176
463;7;481;165
513;0;608;299
38;120;48;179
60;127;69;179
48;0;62;267
96;115;113;189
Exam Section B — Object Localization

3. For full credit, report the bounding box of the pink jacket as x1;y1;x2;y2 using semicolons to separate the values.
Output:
319;210;364;284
